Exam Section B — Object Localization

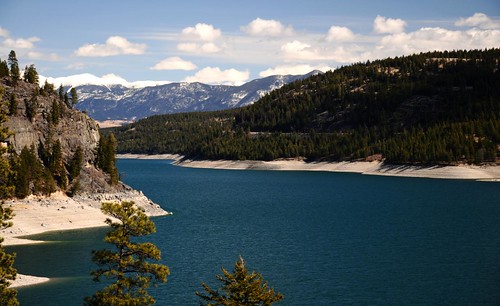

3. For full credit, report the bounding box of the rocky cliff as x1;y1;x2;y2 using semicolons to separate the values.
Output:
2;77;124;195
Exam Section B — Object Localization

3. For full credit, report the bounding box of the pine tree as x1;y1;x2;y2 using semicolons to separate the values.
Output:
51;99;60;124
70;87;78;108
196;256;284;306
0;87;14;199
84;201;169;306
0;60;9;78
8;93;17;116
69;146;83;181
50;140;67;189
97;133;119;185
23;64;39;85
0;201;18;306
25;94;36;122
63;92;69;107
7;51;19;87
58;85;64;101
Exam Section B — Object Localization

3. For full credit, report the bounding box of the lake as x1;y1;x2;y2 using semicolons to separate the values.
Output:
10;159;500;305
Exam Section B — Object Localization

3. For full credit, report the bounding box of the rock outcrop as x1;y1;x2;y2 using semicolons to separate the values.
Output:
2;78;99;164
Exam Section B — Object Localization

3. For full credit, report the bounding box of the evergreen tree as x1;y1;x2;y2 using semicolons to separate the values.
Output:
14;145;44;198
58;85;64;101
8;93;17;116
50;140;67;189
23;64;39;85
196;256;284;306
69;146;83;181
25;95;36;122
7;51;19;87
97;133;119;185
0;201;18;306
84;201;169;306
0;60;9;78
51;99;60;124
63;92;69;108
42;80;55;96
0;88;15;199
70;87;78;108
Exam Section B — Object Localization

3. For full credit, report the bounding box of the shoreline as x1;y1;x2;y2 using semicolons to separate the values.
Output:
117;154;500;181
1;190;170;247
1;189;171;288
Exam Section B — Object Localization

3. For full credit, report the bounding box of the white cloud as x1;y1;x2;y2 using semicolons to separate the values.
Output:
181;23;221;41
151;56;197;71
259;64;333;77
66;62;85;70
26;51;60;61
366;26;500;60
281;40;324;61
373;15;407;34
74;36;146;57
0;27;9;38
177;42;221;54
177;23;223;54
3;37;40;49
241;18;294;37
455;12;500;29
0;28;61;62
183;67;249;85
326;26;355;42
41;73;170;88
177;42;198;53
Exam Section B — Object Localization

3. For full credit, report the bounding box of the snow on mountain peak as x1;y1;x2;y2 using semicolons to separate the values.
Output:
40;73;171;89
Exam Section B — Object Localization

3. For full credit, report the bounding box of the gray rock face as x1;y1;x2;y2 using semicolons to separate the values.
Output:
1;77;116;194
2;79;100;164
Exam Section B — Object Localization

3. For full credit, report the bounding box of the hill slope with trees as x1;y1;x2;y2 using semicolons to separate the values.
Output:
0;51;125;199
107;49;500;165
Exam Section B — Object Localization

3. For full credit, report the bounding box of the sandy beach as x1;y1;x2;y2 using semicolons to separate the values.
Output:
1;189;170;288
117;154;500;181
1;190;170;246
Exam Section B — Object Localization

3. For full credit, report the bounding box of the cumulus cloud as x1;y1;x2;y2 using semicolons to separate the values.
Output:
41;73;170;88
3;37;40;49
177;42;221;53
281;40;315;60
326;26;355;42
177;23;223;54
26;51;60;61
373;15;407;34
183;67;249;85
241;18;294;37
0;28;60;61
259;64;333;77
151;56;197;70
181;23;221;41
0;27;9;38
455;12;500;29
75;36;146;57
367;26;500;60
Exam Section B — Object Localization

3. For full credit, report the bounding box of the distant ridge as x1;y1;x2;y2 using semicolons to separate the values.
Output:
74;71;322;121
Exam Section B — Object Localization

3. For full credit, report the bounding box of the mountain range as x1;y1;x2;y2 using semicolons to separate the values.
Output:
75;71;320;121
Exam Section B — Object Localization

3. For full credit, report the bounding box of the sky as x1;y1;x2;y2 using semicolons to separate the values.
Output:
1;0;499;87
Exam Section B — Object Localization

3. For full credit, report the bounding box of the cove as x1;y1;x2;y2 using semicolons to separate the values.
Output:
11;159;500;305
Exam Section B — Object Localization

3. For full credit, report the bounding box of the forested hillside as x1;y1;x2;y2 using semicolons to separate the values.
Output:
0;51;121;199
108;49;500;165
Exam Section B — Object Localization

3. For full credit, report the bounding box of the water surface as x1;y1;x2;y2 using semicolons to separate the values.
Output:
11;159;500;305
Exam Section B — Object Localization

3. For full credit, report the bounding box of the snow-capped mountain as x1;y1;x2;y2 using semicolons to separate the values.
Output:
75;71;321;121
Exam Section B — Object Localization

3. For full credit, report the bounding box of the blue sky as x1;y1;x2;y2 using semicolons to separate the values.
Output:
1;0;499;86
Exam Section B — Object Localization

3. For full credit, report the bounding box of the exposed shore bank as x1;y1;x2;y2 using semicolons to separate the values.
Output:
1;189;170;289
117;153;500;181
1;190;170;247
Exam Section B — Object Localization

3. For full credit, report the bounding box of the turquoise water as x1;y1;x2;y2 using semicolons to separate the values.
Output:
10;159;500;305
